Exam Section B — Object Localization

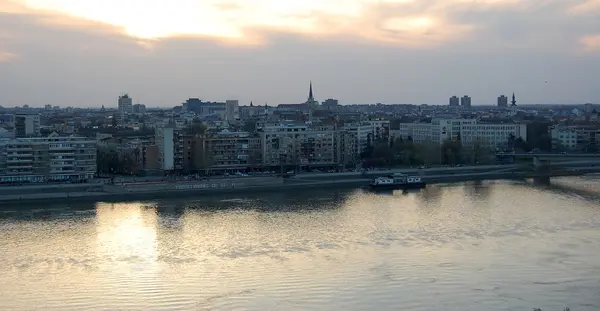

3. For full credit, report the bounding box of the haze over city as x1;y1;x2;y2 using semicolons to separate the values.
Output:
1;0;599;107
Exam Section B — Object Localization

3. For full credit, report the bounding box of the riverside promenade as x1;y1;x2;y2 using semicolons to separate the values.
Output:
1;163;595;204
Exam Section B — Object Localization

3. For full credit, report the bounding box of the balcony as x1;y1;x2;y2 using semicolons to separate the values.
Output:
6;153;33;157
6;164;33;169
5;160;34;166
49;145;74;151
6;147;32;151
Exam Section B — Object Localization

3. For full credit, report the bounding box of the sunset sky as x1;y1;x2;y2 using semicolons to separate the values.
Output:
1;0;599;107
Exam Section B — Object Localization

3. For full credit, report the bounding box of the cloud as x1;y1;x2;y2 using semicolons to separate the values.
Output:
569;0;600;14
3;0;596;51
581;35;600;51
0;0;598;108
4;0;522;48
0;51;18;62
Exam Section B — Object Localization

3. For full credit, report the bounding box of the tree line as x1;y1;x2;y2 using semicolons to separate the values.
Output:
360;135;496;168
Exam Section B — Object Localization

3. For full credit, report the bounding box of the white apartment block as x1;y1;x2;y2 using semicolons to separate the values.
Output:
394;119;527;148
338;121;391;160
156;126;175;171
549;125;600;151
550;126;578;149
0;135;97;183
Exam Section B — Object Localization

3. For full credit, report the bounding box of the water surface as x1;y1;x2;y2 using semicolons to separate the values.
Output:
1;179;599;311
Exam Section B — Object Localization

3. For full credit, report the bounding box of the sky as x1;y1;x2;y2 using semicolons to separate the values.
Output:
0;0;599;108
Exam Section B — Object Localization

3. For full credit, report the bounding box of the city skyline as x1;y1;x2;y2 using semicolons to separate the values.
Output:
1;0;599;107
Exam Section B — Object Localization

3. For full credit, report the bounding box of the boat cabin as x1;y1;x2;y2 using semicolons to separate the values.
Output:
372;173;422;185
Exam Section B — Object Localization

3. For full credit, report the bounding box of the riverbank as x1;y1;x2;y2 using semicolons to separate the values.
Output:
0;171;533;205
0;178;371;205
2;161;590;204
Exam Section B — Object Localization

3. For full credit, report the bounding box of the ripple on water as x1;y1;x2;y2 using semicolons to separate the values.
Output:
1;181;600;310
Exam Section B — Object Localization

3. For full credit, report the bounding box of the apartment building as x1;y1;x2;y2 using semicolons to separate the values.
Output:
14;113;41;138
343;122;374;157
337;130;358;167
550;125;600;151
0;135;96;183
394;119;527;148
204;131;262;171
259;124;339;168
155;126;183;171
117;94;133;124
343;121;391;155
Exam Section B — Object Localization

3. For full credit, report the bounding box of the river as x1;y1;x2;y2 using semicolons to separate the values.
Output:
1;178;599;311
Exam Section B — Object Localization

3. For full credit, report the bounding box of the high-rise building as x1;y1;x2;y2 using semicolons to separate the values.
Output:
449;96;459;107
497;95;508;108
225;100;239;121
13;113;40;138
118;94;133;123
460;96;472;108
156;126;175;171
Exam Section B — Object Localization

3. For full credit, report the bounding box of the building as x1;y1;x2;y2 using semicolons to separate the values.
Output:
14;113;40;138
183;98;227;119
343;121;390;158
239;102;264;120
337;130;358;167
204;131;262;171
343;122;374;158
322;99;339;110
550;125;600;151
260;124;339;169
224;100;239;121
461;96;472;108
118;94;133;121
394;118;527;149
156;126;175;171
136;144;160;173
0;135;96;183
498;95;508;108
133;104;146;115
449;96;460;107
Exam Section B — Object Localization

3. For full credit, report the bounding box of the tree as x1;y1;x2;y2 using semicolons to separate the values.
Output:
514;136;530;152
464;139;493;164
185;121;207;135
242;120;257;132
371;142;394;167
507;133;516;150
414;142;442;165
441;139;462;165
360;133;375;160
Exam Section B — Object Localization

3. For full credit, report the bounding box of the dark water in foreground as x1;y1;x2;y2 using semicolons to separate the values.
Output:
1;178;600;311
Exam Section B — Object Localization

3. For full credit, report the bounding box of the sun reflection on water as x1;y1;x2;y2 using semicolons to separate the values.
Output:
94;201;159;277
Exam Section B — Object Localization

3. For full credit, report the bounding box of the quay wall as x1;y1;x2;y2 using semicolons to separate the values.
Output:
0;167;591;205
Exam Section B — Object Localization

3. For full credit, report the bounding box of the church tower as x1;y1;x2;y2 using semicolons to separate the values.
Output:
308;81;315;103
306;81;317;125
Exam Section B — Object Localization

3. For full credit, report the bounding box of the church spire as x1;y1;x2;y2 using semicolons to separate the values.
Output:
308;81;314;102
511;93;516;106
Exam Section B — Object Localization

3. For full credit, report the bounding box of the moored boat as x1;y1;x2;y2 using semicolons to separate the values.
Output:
367;173;426;191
